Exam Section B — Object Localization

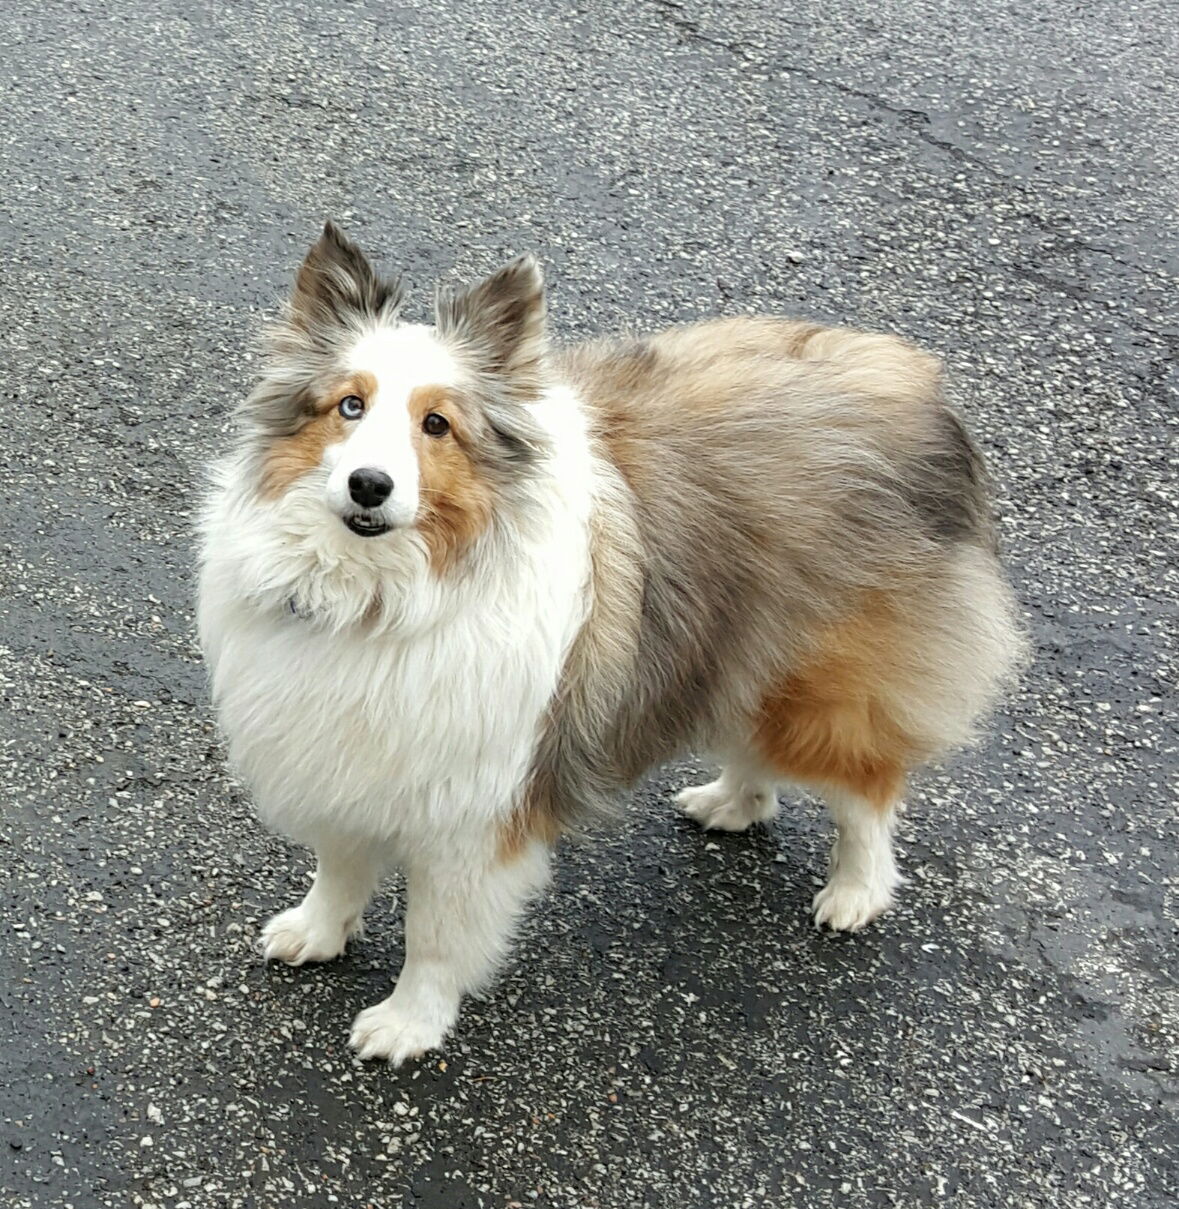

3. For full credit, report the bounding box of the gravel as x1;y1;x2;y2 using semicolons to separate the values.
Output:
0;0;1175;1206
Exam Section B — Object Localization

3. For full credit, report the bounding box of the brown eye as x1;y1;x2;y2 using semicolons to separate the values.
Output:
338;395;365;420
423;412;449;437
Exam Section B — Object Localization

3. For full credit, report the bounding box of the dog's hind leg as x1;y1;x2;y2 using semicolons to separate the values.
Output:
810;785;903;931
753;685;910;931
676;754;780;832
749;600;917;931
261;838;385;965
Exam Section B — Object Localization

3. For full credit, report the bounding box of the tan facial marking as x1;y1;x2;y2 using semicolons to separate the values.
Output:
261;372;378;498
408;385;493;573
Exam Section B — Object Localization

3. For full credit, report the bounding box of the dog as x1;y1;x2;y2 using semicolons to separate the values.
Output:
197;223;1025;1065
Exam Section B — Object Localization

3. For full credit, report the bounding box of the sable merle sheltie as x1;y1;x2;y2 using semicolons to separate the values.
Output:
197;223;1024;1064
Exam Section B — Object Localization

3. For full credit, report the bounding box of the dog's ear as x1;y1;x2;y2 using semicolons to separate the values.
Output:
289;222;404;334
435;255;547;400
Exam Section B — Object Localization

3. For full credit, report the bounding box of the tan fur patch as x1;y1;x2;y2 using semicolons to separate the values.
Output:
496;793;562;864
407;385;494;573
752;593;919;808
261;372;378;498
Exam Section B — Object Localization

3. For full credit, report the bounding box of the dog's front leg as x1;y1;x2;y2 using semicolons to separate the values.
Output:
350;836;551;1066
261;837;385;965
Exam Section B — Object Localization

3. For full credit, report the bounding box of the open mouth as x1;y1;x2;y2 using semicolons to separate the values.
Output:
343;513;392;538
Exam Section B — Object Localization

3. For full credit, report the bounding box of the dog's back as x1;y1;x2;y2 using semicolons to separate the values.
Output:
564;315;994;559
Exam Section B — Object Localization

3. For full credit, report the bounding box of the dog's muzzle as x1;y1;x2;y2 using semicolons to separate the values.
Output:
343;510;393;538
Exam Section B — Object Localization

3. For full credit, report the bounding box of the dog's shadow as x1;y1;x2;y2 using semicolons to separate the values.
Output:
253;782;943;1090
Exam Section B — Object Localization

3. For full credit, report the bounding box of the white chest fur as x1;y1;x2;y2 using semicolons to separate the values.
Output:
197;391;595;858
199;580;574;851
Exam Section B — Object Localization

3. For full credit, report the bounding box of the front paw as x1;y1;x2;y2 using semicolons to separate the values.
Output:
261;905;357;965
676;781;777;831
350;994;455;1066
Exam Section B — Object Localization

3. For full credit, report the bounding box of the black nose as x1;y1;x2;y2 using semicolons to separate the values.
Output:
348;468;393;508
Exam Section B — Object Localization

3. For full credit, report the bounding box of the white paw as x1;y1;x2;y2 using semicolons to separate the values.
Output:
261;905;356;966
349;997;453;1066
676;781;777;831
812;877;895;932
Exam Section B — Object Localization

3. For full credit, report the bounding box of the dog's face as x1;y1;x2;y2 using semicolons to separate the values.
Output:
247;223;549;571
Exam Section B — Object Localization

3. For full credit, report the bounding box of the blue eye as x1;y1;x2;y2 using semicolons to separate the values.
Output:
338;395;365;420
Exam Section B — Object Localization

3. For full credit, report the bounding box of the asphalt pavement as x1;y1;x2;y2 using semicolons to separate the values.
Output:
0;1;1176;1206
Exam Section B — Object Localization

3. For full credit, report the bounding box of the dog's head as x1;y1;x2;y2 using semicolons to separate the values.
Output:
245;223;550;572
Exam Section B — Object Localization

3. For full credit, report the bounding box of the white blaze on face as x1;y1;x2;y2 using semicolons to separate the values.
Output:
324;324;462;528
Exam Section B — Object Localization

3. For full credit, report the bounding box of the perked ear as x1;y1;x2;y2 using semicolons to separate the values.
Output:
435;255;547;399
289;221;404;334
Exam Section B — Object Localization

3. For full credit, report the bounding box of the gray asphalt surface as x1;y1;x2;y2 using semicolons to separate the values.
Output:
1;1;1176;1206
